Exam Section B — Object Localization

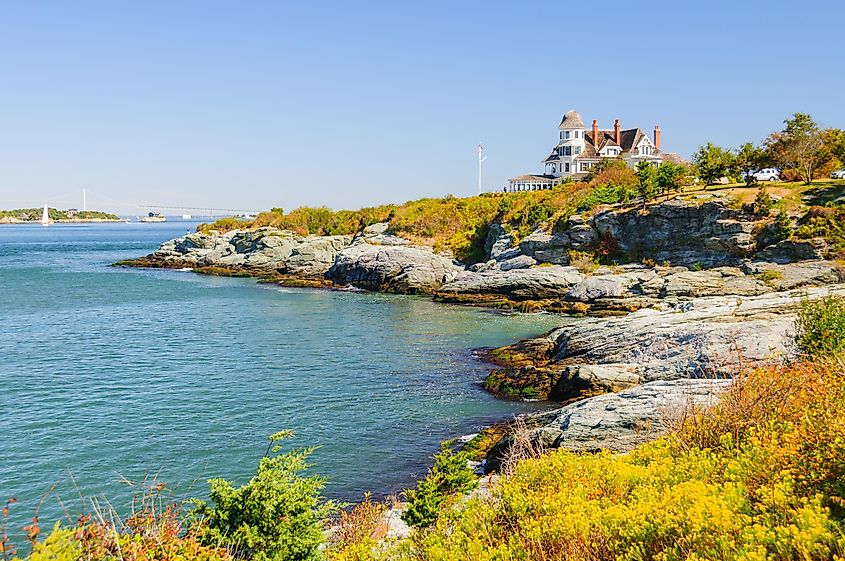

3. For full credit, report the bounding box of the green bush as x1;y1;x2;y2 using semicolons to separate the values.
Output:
796;296;845;358
753;186;774;216
192;431;336;561
771;210;793;241
402;442;476;528
576;183;639;211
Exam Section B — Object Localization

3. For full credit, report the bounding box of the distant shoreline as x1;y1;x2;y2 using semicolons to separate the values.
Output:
0;218;125;224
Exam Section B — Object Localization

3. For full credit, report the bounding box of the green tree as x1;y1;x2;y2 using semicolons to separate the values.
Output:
193;431;336;561
655;162;685;196
733;142;767;185
765;113;831;184
636;161;658;206
771;210;793;242
402;442;477;528
753;186;774;216
692;143;734;185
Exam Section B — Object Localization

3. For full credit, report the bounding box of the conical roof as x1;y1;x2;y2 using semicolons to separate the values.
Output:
559;109;585;129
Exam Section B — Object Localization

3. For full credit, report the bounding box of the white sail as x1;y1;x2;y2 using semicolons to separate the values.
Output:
41;205;50;226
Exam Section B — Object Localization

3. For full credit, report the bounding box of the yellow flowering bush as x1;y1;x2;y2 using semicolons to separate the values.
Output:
372;359;845;560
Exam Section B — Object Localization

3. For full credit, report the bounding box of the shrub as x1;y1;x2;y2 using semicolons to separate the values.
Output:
22;484;233;561
197;216;254;234
582;157;628;183
401;359;845;560
794;206;845;258
753;186;774;216
586;167;637;189
326;494;389;561
576;182;638;212
754;269;783;286
567;250;599;274
771;210;793;241
192;431;336;561
401;442;476;528
795;295;845;358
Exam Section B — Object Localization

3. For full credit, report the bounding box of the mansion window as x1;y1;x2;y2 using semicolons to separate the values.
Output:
574;146;581;154
580;162;593;172
564;131;570;139
564;163;570;173
560;145;572;156
574;131;579;138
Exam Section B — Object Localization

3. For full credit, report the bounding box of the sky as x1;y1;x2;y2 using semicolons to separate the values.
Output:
0;1;843;214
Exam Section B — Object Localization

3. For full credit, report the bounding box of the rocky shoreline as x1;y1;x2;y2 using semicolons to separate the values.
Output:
119;196;845;465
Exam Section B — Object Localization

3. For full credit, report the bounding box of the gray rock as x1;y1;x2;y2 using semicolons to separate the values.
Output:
485;223;514;260
142;227;352;276
326;243;463;293
498;254;537;271
352;222;411;246
438;266;584;300
531;379;732;452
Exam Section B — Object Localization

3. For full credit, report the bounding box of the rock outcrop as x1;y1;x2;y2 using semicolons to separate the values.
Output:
134;228;351;277
484;378;732;471
326;243;463;293
482;283;845;467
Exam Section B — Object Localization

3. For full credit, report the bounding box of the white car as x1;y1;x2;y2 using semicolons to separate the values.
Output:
831;169;845;179
751;168;781;182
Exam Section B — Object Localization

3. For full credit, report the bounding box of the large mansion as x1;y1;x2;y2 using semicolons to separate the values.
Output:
506;110;673;192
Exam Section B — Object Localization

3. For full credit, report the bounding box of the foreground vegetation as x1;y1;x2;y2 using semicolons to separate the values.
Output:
5;296;845;560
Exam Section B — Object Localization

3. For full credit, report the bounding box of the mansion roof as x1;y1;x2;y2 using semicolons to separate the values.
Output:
559;109;585;129
582;128;647;158
508;174;558;183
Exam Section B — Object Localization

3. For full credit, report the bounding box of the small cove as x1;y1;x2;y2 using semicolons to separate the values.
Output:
0;222;566;528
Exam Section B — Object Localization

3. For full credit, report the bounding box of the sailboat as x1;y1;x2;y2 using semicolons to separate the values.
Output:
40;205;50;226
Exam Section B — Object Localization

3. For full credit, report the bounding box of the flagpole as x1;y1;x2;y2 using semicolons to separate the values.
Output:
477;144;486;196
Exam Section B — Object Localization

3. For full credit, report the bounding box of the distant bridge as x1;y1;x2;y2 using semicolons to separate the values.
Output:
137;205;262;215
0;188;264;217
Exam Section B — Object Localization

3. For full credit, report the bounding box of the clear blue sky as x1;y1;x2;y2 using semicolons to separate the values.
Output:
1;1;842;213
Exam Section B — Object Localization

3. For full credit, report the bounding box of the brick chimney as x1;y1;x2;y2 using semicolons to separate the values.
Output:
614;119;621;145
653;125;661;150
592;119;599;145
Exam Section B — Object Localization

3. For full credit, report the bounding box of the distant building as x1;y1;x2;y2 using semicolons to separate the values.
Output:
506;109;676;192
66;208;79;217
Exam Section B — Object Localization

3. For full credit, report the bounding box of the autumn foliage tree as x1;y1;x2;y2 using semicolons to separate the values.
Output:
765;113;831;184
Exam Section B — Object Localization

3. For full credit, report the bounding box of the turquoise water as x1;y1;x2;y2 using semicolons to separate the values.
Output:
0;222;563;528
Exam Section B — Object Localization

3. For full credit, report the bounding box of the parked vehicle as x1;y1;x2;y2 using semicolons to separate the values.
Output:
750;168;781;182
831;169;845;179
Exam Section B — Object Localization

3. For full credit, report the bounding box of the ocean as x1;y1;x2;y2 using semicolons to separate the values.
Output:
0;221;562;528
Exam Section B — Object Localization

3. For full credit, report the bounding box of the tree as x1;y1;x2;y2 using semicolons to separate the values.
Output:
193;431;336;561
584;157;628;183
402;442;476;527
753;186;774;216
692;143;734;185
733;143;767;185
821;128;845;170
655;162;685;196
636;161;658;206
764;113;831;184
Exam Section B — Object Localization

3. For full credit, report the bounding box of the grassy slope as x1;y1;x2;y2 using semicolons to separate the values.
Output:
199;179;845;264
197;183;593;263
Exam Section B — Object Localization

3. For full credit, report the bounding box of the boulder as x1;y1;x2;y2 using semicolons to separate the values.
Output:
438;266;584;300
326;244;464;293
